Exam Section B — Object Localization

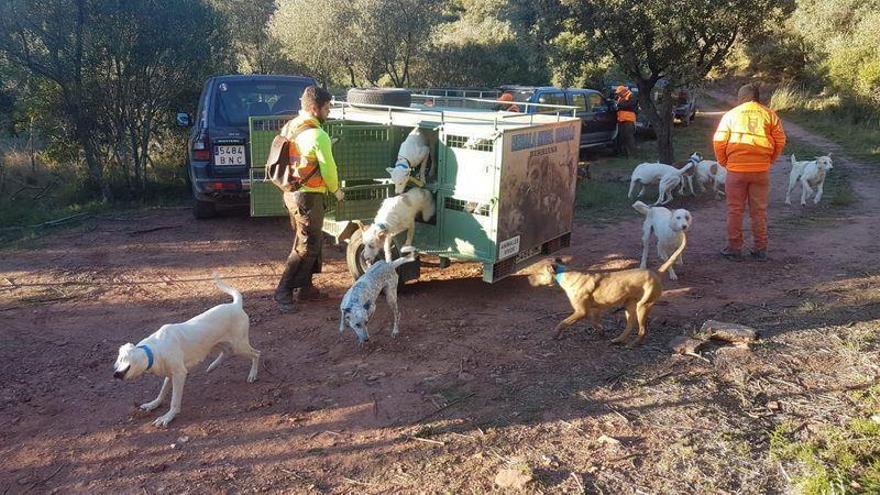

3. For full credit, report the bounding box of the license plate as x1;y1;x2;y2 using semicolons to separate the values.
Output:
214;145;245;166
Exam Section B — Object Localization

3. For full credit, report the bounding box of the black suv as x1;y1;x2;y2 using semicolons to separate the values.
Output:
177;74;317;218
499;86;619;149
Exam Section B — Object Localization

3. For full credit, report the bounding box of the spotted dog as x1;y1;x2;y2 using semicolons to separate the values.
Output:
339;252;416;344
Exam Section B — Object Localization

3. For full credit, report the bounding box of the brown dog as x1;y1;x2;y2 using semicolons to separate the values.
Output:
530;235;687;347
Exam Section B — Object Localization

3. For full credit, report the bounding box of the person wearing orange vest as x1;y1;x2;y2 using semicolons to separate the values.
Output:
615;85;637;157
497;92;520;112
273;85;343;312
713;84;786;262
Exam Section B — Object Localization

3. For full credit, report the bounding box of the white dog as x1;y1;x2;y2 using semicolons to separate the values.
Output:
362;187;435;263
340;252;416;344
113;275;259;427
656;161;698;205
695;160;726;197
786;154;833;206
628;152;700;203
633;201;692;281
387;127;431;194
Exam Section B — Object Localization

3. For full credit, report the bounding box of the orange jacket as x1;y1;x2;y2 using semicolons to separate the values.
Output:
616;88;637;123
713;101;786;172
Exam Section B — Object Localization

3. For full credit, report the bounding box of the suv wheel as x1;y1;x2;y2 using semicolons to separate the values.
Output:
193;199;216;219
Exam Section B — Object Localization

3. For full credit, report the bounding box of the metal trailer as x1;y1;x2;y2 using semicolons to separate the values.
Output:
249;95;582;283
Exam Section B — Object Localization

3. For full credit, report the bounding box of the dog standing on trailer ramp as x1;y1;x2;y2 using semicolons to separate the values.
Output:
362;187;435;263
633;201;692;281
529;235;687;347
387;127;431;194
340;252;417;344
112;274;259;427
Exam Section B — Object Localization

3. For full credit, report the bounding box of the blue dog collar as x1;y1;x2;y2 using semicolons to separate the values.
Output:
137;345;154;370
395;162;409;169
554;265;566;285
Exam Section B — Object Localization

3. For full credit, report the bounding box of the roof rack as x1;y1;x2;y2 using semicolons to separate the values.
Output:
331;95;578;132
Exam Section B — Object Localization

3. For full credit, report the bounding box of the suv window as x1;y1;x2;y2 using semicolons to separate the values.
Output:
587;93;605;111
508;89;536;103
538;92;566;105
210;80;309;128
537;92;567;113
569;92;588;111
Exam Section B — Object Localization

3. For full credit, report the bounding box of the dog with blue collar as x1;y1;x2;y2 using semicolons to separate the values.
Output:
529;236;686;347
113;274;260;427
387;127;431;194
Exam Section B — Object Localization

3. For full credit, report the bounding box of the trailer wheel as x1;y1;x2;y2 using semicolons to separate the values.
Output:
346;229;407;281
346;88;412;108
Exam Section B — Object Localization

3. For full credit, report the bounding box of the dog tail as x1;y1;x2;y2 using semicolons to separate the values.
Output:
212;273;243;307
632;200;650;216
790;154;797;167
657;234;687;275
678;161;695;174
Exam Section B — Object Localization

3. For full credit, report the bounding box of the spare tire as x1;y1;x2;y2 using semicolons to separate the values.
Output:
347;88;412;108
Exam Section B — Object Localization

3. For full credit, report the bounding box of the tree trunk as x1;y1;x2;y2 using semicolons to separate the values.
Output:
348;65;356;88
637;81;675;164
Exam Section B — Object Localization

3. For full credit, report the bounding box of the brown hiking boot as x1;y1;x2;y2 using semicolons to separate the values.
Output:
297;287;329;302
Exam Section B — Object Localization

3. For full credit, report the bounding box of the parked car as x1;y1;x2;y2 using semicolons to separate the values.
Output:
499;86;618;150
177;74;318;219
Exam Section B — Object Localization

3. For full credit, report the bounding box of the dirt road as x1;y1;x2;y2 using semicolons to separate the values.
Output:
2;102;878;493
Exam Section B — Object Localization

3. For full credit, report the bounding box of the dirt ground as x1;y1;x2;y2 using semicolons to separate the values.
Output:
2;102;879;494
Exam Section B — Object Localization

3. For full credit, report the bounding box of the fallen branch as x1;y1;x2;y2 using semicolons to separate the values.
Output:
411;392;476;424
407;436;445;446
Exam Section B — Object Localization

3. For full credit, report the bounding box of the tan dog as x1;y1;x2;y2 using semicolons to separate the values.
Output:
530;235;686;347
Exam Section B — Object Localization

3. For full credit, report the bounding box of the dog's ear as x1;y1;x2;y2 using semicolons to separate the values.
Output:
363;302;371;310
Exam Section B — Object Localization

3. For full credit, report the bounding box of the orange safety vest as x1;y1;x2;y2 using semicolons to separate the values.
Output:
712;101;787;172
616;89;637;123
284;116;325;190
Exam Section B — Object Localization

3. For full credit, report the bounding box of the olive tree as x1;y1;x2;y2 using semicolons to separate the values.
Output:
560;0;777;163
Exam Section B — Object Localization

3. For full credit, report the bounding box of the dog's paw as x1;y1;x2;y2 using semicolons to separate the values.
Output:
152;413;176;428
139;401;161;412
668;273;678;281
609;337;627;345
247;373;258;383
784;199;792;205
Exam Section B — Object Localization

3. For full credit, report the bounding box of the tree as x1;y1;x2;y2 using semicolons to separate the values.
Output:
0;0;112;201
211;0;297;74
354;0;445;87
559;0;777;163
272;0;445;88
271;0;358;86
0;0;232;201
